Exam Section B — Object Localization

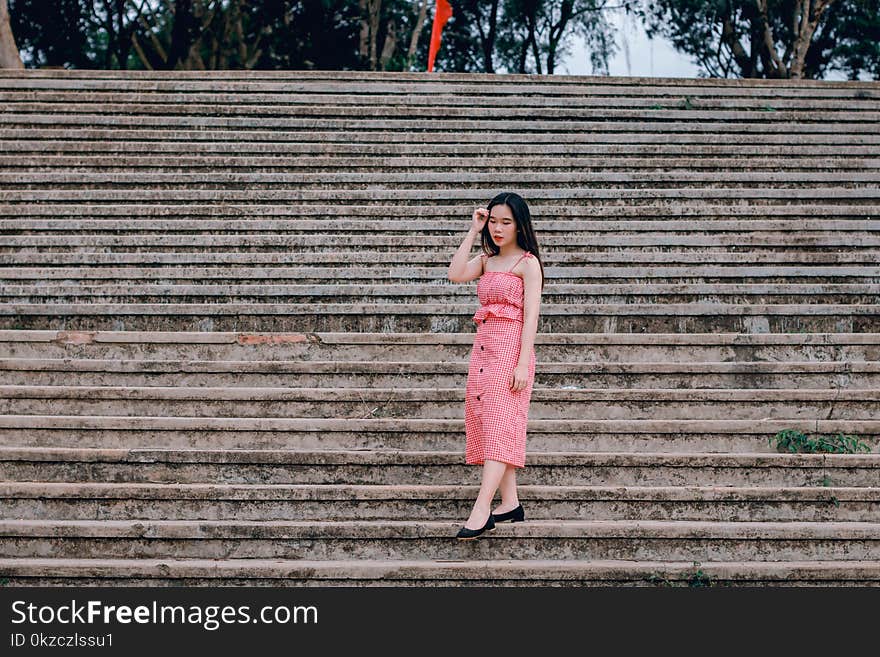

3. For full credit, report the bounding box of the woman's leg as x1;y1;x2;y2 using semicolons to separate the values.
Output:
493;464;519;514
463;459;507;529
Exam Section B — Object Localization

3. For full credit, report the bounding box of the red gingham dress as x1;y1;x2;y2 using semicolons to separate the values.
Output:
464;251;537;468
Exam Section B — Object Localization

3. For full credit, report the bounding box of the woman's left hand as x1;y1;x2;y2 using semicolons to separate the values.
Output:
510;364;529;392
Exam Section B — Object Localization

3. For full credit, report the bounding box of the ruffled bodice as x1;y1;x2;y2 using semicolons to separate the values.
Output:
472;252;533;323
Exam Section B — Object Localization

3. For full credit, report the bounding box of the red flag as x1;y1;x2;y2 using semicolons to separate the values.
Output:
427;0;453;72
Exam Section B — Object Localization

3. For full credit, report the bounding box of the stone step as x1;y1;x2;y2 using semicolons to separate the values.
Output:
3;188;877;204
2;556;879;586
2;302;876;333
6;110;880;130
0;69;871;89
4;155;879;172
0;417;875;452
1;519;878;562
3;87;877;109
6;127;880;145
3;233;876;252
0;80;874;110
5;265;879;285
3;248;877;261
0;359;874;389
2;386;878;422
4;250;877;266
9;173;878;188
4;202;876;217
13;280;872;291
3;330;878;362
8;141;879;156
4;280;875;298
1;482;875;522
5;218;877;233
6;236;879;251
2;82;877;107
1;449;876;487
6;99;880;119
5;285;878;308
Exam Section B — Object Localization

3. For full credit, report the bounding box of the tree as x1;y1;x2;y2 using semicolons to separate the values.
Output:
496;0;619;74
358;0;433;70
0;0;23;67
446;0;503;72
90;0;149;68
133;0;269;70
6;0;627;74
435;0;619;74
639;0;880;79
808;0;880;79
9;0;91;68
254;0;363;70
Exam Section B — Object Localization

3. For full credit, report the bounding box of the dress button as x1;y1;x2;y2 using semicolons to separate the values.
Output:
480;346;484;351
479;368;483;372
476;396;480;401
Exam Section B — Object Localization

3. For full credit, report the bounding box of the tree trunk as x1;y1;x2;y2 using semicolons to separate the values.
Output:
359;0;369;63
0;0;23;69
380;19;397;70
358;0;382;70
721;15;752;77
233;0;248;67
168;0;199;69
406;0;429;70
522;0;541;74
528;14;541;74
755;0;788;77
484;0;498;73
112;0;133;70
131;34;155;69
789;0;834;79
545;0;574;75
369;0;381;70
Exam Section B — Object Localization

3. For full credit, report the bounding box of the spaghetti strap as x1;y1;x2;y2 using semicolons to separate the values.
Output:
506;251;531;273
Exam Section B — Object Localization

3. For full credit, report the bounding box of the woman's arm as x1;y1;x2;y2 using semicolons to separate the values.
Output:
512;257;542;391
448;208;489;283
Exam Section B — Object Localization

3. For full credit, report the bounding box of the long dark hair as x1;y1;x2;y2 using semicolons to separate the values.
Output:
481;191;545;290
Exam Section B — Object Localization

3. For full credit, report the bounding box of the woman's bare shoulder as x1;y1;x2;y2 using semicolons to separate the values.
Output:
521;253;542;280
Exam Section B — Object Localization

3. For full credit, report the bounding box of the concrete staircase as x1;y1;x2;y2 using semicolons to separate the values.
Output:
0;70;879;585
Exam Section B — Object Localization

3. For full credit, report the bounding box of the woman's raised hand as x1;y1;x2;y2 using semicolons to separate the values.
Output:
471;207;489;233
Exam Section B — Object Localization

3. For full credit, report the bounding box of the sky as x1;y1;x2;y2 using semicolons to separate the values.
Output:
559;9;702;78
556;7;864;80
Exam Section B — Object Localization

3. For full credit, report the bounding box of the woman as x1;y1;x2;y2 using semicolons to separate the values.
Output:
447;191;545;540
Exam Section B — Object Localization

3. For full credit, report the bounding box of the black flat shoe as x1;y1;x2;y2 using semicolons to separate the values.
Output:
455;514;496;540
492;504;525;523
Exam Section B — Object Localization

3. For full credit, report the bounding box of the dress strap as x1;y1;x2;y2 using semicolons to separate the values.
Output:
506;251;531;272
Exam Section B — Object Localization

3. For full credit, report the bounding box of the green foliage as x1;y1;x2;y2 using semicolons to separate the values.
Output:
7;0;623;74
441;0;620;74
769;429;873;454
811;0;880;80
646;562;715;587
687;562;712;588
9;0;92;67
7;0;878;77
636;0;880;80
647;572;672;586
